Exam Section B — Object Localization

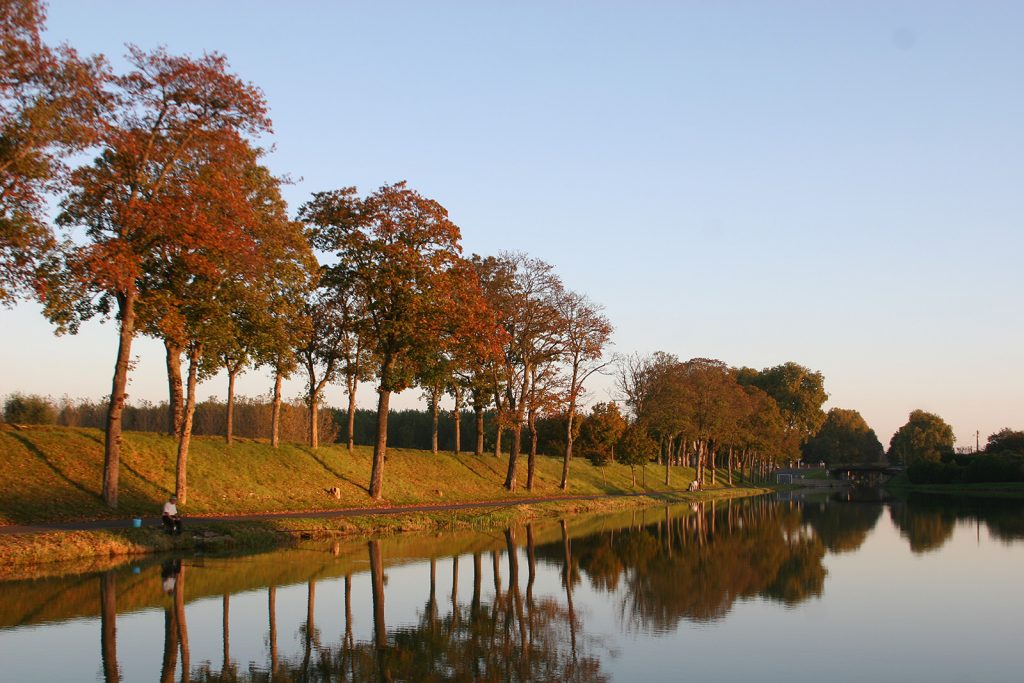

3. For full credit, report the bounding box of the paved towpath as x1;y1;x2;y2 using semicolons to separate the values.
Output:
0;490;705;536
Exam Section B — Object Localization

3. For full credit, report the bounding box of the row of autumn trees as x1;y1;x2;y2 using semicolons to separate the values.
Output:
613;354;830;486
1;2;622;507
2;1;866;510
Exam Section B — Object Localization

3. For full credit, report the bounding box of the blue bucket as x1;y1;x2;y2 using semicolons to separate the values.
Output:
131;517;142;528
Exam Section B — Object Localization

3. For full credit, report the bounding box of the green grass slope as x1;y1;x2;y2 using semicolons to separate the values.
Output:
0;424;729;525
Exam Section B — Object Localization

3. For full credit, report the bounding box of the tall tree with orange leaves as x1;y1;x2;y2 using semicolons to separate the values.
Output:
139;148;313;503
44;47;270;507
301;182;471;499
1;0;108;305
474;252;565;492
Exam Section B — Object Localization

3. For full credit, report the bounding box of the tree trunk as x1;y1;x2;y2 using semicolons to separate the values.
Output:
103;290;137;508
710;446;717;485
561;402;576;490
369;385;391;500
504;425;521;491
527;397;538;491
271;371;283;448
176;343;201;505
504;368;530;492
308;389;319;450
696;439;706;487
430;385;440;455
225;365;238;446
346;370;358;450
494;427;503;458
452;385;462;454
164;339;183;438
100;571;119;683
664;437;670;486
728;447;734;486
474;401;484;456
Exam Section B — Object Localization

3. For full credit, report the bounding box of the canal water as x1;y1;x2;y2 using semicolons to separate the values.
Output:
1;492;1022;681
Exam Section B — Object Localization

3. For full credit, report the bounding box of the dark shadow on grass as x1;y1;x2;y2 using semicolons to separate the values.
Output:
448;453;495;483
8;433;100;501
79;432;103;446
72;430;170;501
299;446;368;495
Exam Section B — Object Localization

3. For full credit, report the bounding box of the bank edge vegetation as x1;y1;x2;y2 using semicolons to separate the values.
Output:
3;1;1022;511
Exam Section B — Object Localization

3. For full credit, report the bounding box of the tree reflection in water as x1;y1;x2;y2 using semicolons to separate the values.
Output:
888;493;1024;553
13;494;1024;681
200;501;821;680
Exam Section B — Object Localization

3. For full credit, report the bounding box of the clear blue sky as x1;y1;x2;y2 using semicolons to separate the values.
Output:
3;1;1022;447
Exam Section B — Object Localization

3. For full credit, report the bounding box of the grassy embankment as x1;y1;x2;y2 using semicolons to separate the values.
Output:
884;473;1024;498
0;424;769;571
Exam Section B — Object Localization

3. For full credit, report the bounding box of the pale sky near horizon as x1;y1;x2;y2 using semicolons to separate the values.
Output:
2;1;1022;448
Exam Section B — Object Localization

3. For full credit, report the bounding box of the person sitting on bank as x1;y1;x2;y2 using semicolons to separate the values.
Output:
162;495;182;534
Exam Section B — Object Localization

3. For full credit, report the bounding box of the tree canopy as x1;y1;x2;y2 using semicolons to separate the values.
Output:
301;181;473;499
888;409;955;465
1;0;108;305
802;408;884;465
986;428;1024;456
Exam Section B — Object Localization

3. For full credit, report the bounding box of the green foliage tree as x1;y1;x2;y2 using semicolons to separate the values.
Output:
2;392;55;424
986;428;1024;455
739;361;827;456
578;401;626;467
294;274;348;450
736;385;787;479
802;407;884;465
621;352;801;485
888;409;955;465
616;423;658;486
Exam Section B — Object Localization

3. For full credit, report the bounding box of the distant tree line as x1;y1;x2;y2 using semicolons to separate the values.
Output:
0;392;337;444
614;354;831;487
0;391;610;456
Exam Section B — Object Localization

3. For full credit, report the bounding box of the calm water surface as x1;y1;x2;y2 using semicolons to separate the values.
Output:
2;493;1023;682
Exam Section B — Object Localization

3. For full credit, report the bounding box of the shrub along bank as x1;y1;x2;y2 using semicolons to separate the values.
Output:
906;453;1024;485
